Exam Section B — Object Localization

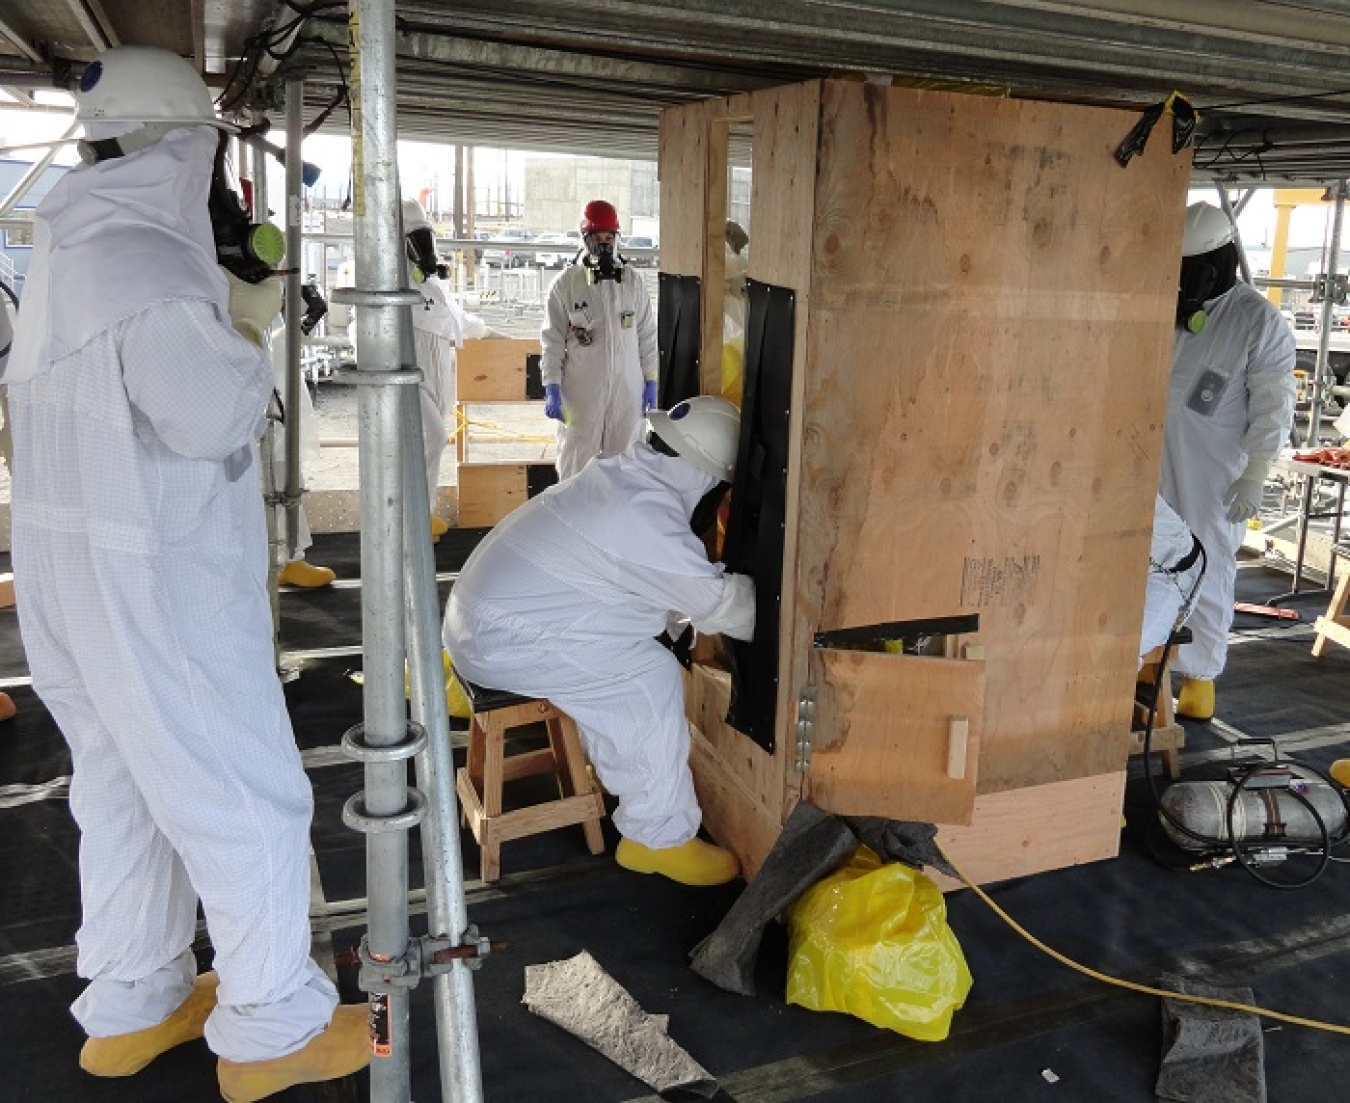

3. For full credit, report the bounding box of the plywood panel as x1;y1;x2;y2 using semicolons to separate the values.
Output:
457;339;539;402
788;80;1189;794
658;104;711;277
809;649;983;823
457;465;527;527
683;661;787;817
931;772;1126;889
689;727;785;880
747;81;820;293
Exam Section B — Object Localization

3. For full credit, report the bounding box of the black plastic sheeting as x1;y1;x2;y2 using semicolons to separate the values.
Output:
657;272;703;409
721;279;795;752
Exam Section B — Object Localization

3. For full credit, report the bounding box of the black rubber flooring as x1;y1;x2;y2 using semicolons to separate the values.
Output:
2;537;1349;1102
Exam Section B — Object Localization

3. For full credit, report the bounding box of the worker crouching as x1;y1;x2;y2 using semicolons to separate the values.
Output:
443;396;753;886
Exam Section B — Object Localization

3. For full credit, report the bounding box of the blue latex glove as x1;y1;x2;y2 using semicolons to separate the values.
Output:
544;383;564;421
642;379;659;413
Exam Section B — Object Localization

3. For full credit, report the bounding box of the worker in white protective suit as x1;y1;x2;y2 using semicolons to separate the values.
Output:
1140;495;1204;664
1160;201;1295;720
223;271;336;588
444;396;754;886
540;198;659;480
4;45;367;1100
403;198;465;539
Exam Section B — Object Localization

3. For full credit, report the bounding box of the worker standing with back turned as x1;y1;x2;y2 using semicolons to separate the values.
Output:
540;199;659;479
1161;201;1295;720
5;45;368;1101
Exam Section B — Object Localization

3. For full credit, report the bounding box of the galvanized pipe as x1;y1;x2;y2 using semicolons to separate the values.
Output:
1214;185;1252;285
400;368;484;1102
284;80;305;560
1307;180;1347;447
350;0;414;1098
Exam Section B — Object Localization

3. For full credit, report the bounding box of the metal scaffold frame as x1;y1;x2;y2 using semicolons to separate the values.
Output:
330;1;486;1099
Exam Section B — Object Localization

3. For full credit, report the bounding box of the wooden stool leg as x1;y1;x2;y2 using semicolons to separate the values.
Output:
550;714;605;855
478;715;506;882
1312;568;1350;657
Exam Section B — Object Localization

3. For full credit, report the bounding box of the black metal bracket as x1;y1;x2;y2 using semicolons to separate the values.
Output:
814;614;979;650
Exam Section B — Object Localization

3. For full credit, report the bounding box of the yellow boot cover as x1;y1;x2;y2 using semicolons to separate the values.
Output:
1330;760;1350;788
80;971;219;1077
1175;677;1215;721
430;514;449;540
615;837;740;886
277;560;336;589
442;651;472;720
217;1003;371;1103
398;652;472;720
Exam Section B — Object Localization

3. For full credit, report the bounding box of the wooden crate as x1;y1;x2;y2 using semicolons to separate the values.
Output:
455;339;552;527
662;80;1189;883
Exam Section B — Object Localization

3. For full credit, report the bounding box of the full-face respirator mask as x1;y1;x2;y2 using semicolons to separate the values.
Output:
1176;242;1239;335
582;235;625;284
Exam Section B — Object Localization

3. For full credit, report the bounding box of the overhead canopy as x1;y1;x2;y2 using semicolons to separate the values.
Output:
1;1;1350;181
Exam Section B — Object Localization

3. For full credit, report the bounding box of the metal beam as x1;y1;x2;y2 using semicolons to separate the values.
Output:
62;0;118;52
0;14;42;64
0;121;77;217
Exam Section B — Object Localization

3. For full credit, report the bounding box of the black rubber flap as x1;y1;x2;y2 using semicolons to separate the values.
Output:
657;272;703;408
720;279;794;752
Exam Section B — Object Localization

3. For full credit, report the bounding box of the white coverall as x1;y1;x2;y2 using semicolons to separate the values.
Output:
5;126;335;1061
410;270;464;511
1140;494;1202;662
540;264;658;480
1159;280;1295;679
443;443;755;847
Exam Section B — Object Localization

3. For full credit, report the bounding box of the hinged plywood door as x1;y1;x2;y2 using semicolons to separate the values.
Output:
807;650;984;823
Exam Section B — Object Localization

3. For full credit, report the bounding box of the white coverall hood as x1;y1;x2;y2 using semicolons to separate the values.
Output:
7;124;226;385
550;442;719;575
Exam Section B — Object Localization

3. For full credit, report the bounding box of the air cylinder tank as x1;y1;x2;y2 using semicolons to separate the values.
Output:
1160;778;1347;851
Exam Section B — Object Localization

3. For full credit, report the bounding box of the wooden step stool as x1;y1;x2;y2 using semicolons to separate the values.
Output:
453;678;606;882
1312;546;1350;658
1130;627;1191;779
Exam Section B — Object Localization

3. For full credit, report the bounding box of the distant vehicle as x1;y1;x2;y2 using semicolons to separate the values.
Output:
624;235;660;268
533;232;577;269
482;228;535;268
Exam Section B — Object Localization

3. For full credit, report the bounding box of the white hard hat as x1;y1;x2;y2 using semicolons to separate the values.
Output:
402;198;432;235
1181;202;1234;257
76;45;234;133
648;396;741;482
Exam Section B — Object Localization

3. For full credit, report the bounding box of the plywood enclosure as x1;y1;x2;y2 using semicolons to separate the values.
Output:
661;79;1189;882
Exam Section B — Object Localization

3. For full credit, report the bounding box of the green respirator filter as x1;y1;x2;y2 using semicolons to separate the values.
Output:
248;222;286;268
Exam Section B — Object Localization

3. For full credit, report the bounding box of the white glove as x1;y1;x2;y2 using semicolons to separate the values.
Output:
1223;457;1271;523
695;573;756;641
222;268;282;348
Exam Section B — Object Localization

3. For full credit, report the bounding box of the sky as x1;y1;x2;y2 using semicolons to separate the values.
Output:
0;100;1341;262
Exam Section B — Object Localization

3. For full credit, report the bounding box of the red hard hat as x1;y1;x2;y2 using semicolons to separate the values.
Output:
580;199;620;234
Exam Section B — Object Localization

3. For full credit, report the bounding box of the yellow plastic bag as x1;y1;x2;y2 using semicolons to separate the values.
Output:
785;846;973;1041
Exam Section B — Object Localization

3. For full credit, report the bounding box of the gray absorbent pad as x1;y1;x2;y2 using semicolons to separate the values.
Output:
522;950;719;1097
1155;972;1266;1103
689;801;858;996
